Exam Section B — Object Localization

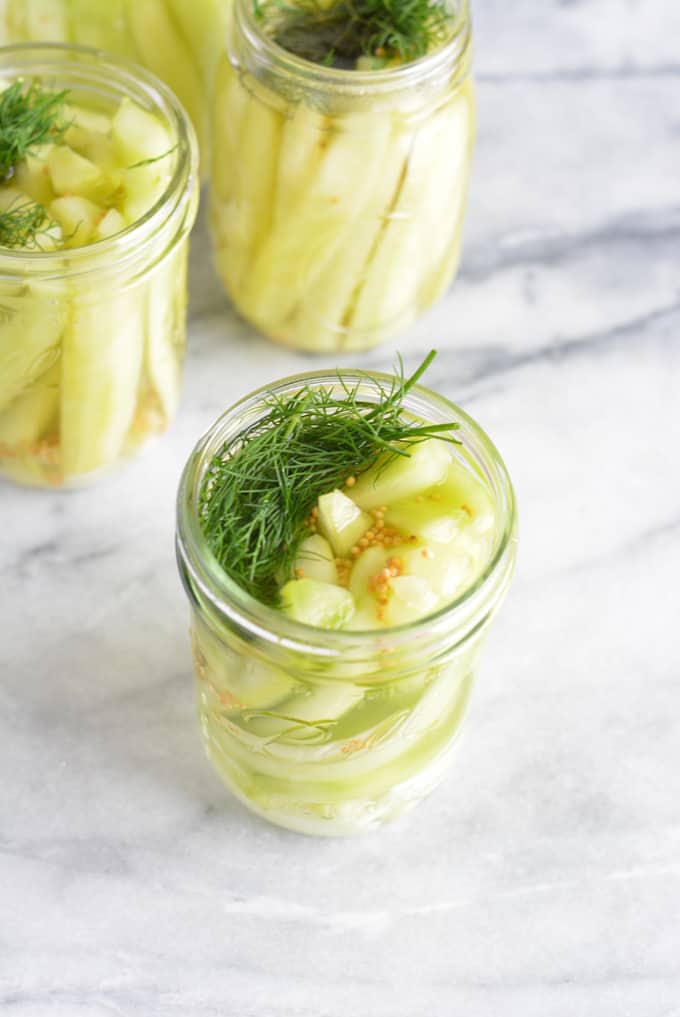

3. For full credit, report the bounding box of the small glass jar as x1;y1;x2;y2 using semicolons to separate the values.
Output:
0;1;227;164
176;370;516;835
210;0;475;353
0;44;199;488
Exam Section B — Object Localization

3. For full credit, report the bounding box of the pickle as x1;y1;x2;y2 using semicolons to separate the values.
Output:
229;113;392;337
0;282;66;412
60;286;144;477
25;0;67;40
125;0;206;157
145;244;187;423
66;0;130;54
0;360;60;447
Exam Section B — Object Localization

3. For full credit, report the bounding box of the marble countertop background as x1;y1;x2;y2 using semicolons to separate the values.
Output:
2;0;679;1013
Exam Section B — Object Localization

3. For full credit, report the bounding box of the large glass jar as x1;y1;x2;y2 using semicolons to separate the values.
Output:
0;1;228;164
176;370;516;835
210;0;475;353
0;45;198;488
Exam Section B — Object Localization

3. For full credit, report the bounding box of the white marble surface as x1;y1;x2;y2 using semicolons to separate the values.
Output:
2;1;680;1013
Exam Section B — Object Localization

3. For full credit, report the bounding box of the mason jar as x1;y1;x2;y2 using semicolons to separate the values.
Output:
176;369;516;835
0;45;199;488
0;1;227;165
210;0;475;353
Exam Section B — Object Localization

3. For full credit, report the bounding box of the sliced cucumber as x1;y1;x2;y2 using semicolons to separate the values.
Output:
124;0;205;155
144;245;185;423
47;145;105;198
66;0;131;54
399;545;475;602
25;0;67;40
317;488;371;557
60;286;144;477
111;96;173;166
236;112;391;331
285;125;409;351
215;89;283;294
0;281;66;412
281;578;355;629
49;195;103;246
14;144;55;206
192;623;295;711
0;360;59;448
93;207;126;241
292;534;338;585
350;438;451;510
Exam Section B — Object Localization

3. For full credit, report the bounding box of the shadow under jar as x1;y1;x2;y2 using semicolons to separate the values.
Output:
176;369;516;836
0;44;199;488
210;0;475;353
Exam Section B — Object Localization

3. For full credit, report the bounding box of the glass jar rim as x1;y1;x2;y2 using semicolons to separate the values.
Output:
0;43;198;276
176;366;517;661
231;0;472;99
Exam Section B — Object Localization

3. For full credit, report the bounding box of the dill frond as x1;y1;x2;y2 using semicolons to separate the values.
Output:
256;0;453;68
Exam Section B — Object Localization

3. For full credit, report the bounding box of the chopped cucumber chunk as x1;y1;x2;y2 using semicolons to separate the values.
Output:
281;578;355;629
112;97;173;166
317;488;371;556
350;438;451;510
93;207;126;241
47;145;104;197
49;195;103;246
292;534;338;585
383;576;439;627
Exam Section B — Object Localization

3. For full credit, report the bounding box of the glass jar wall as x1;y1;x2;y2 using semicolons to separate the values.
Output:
176;371;516;835
210;0;475;352
0;45;199;488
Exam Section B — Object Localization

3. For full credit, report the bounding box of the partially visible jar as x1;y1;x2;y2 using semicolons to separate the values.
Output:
176;370;516;835
0;45;198;488
210;0;475;352
0;0;228;167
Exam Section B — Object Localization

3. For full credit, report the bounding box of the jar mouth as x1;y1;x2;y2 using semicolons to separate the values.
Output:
232;0;471;99
176;367;517;660
0;43;198;275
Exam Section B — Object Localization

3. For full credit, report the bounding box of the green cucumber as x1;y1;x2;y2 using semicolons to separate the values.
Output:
0;360;59;448
0;281;66;412
284;125;409;351
144;245;186;423
125;0;205;156
292;534;338;585
25;0;67;40
280;578;355;629
60;287;144;477
317;488;371;557
235;112;391;332
66;0;131;54
350;438;452;510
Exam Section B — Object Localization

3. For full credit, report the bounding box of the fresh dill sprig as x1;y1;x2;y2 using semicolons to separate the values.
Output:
0;79;68;249
255;0;452;68
0;79;69;180
0;198;55;250
199;350;460;605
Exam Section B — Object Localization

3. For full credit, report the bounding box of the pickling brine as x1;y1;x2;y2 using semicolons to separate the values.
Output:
211;0;475;352
177;357;517;834
0;46;198;487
